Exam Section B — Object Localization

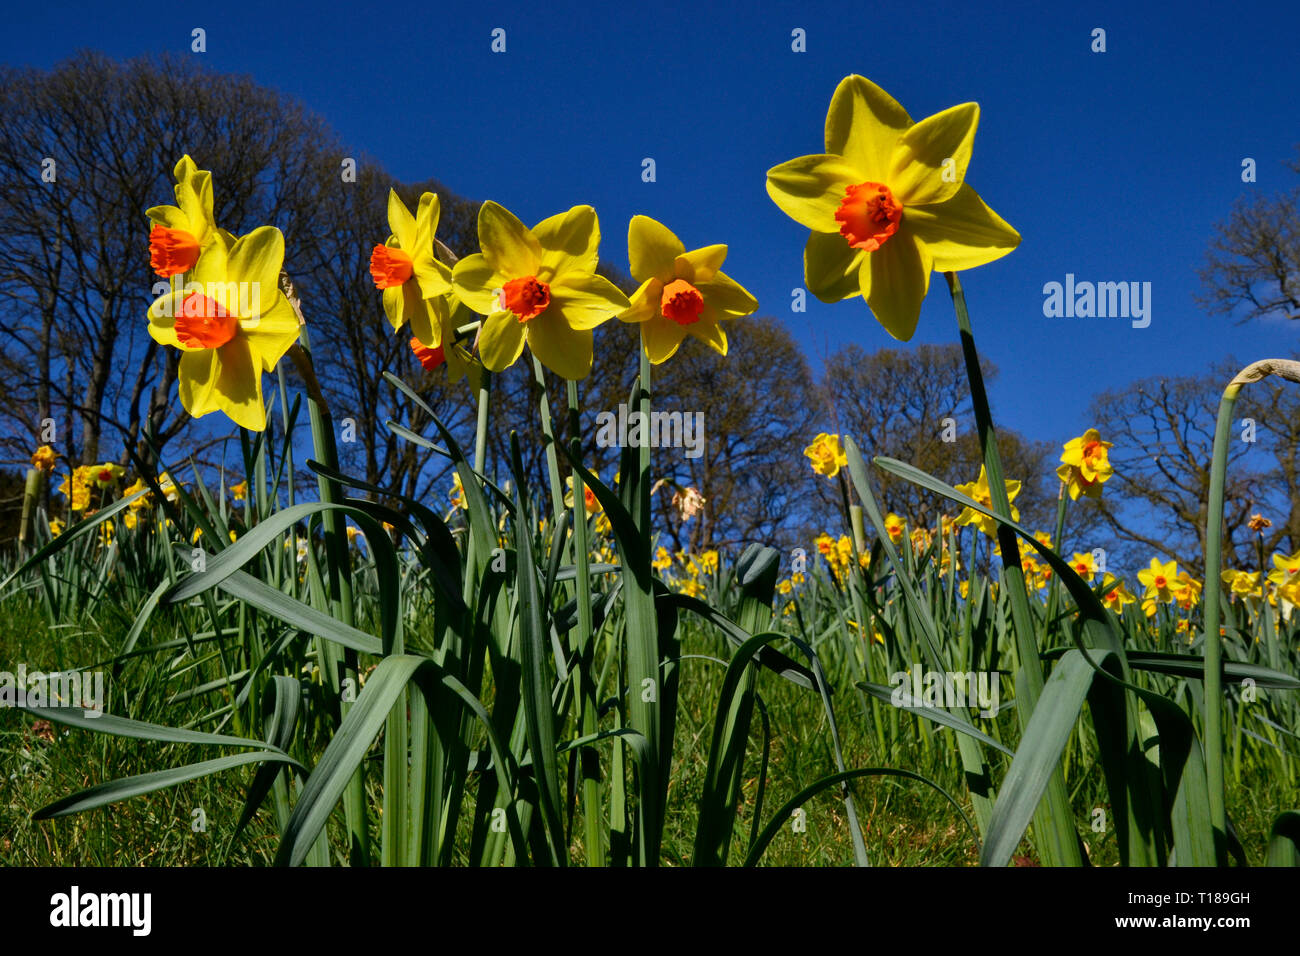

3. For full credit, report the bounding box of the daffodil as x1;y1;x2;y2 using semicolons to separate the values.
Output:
147;155;224;278
1171;571;1202;611
230;480;248;502
616;215;758;364
146;227;301;431
30;445;56;473
89;463;125;489
804;432;847;478
369;190;453;346
1057;428;1114;500
47;518;64;536
766;75;1020;340
1069;552;1098;582
1100;574;1135;612
953;464;1020;537
1137;558;1178;603
452;202;630;379
1266;550;1300;589
565;472;603;517
883;512;905;543
652;546;673;572
449;472;466;511
58;467;93;511
1221;569;1261;600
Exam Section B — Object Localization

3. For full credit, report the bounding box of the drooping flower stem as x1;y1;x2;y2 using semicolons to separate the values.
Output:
945;271;1080;867
1202;358;1300;864
566;377;603;866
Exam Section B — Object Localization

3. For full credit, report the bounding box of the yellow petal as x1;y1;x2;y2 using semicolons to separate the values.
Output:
804;231;863;303
477;201;542;279
179;337;265;430
674;244;728;283
888;102;978;207
765;154;863;233
858;227;932;341
641;316;688;365
146;205;189;230
387;189;417;252
628;215;684;284
906;184;1020;271
535;205;600;281
241;293;300;371
451;253;508;315
824;75;912;182
226;226;285;312
618;278;663;324
407;294;437;347
413;193;453;298
478;310;526;372
549;272;630;330
697;270;757;317
525;309;593;379
148;290;205;351
687;312;728;356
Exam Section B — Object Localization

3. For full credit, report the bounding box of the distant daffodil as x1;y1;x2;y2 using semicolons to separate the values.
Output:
1057;428;1114;500
766;75;1019;340
804;432;847;478
953;465;1020;537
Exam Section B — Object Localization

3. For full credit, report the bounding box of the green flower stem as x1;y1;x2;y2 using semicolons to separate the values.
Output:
946;271;1080;867
18;468;41;547
1042;488;1069;640
1202;359;1300;864
532;355;567;526
566;377;604;866
287;289;369;868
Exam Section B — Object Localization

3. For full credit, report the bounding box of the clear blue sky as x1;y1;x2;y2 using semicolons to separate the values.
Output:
4;0;1299;447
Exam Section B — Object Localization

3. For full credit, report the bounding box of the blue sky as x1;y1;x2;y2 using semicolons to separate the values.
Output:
4;0;1299;446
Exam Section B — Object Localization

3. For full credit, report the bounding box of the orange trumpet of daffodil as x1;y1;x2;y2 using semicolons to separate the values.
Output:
617;215;757;364
452;202;630;380
146;227;301;431
766;75;1019;340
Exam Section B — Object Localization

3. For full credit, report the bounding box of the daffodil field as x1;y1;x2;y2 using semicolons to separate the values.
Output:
3;73;1300;871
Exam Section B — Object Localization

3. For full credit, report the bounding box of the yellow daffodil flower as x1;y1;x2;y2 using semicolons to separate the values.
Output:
953;464;1019;537
449;472;466;511
452;202;630;379
1171;571;1202;611
1266;550;1300;589
1070;552;1098;582
1057;428;1114;500
804;432;847;478
565;472;603;517
1100;573;1135;612
146;226;301;431
369;190;453;346
30;445;56;473
1221;569;1261;600
47;518;64;536
89;462;125;489
883;512;905;543
58;466;94;511
766;75;1019;340
652;546;673;572
230;480;248;501
617;215;758;364
147;155;223;278
1137;558;1178;603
